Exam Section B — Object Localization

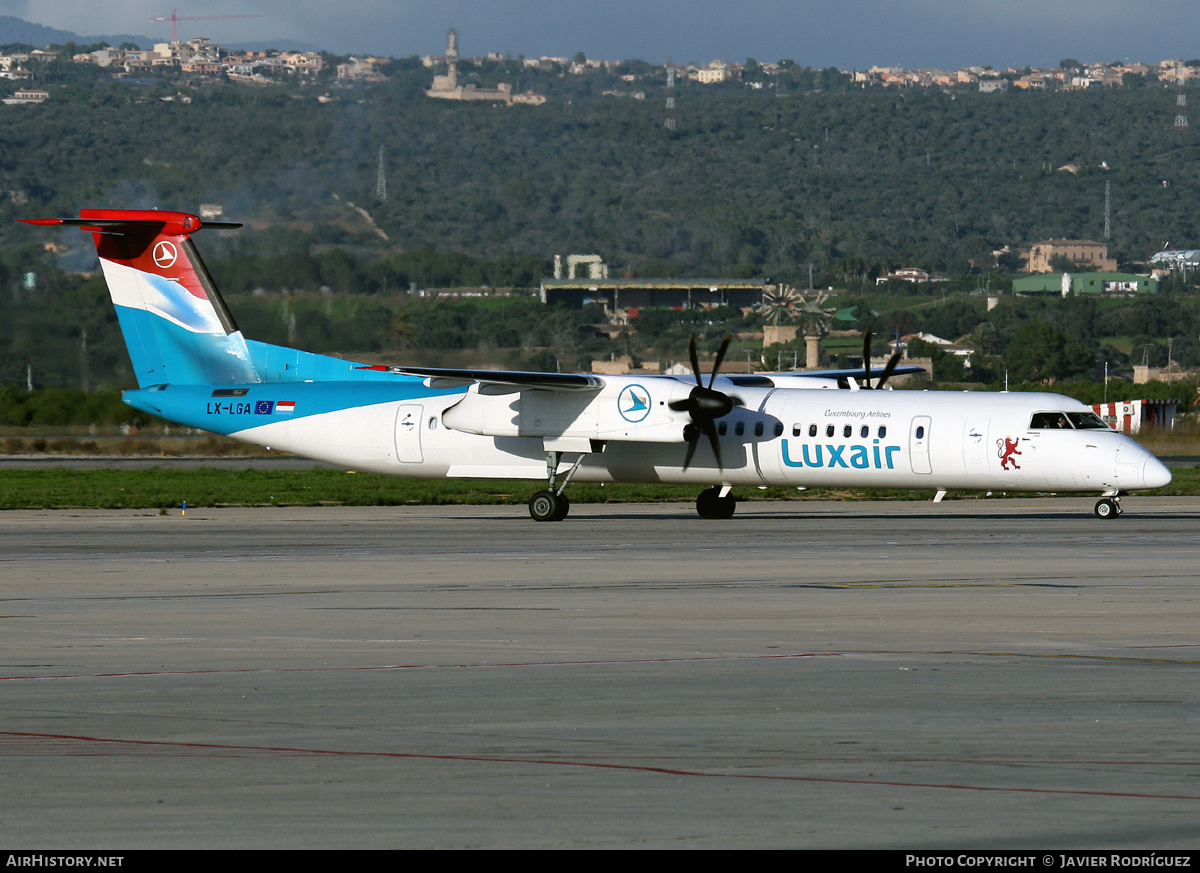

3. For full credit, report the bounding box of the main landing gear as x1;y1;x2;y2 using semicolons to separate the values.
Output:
528;451;586;522
696;485;736;519
529;489;570;522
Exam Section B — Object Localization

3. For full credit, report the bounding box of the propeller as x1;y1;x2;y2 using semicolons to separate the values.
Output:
669;334;743;470
861;328;903;390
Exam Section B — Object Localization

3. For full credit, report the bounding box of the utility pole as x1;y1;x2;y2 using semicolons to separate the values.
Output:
1176;59;1188;133
1104;180;1110;240
663;68;676;133
376;145;387;203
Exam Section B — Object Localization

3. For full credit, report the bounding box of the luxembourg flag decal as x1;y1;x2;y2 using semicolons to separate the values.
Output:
276;400;296;415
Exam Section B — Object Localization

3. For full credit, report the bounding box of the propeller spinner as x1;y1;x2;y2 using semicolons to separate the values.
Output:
668;334;743;469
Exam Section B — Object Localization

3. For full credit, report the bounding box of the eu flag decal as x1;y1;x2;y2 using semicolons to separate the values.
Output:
254;400;275;414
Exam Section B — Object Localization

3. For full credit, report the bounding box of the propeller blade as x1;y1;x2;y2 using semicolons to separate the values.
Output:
688;335;702;389
708;334;732;389
676;333;737;471
702;419;724;470
876;351;903;389
681;424;700;470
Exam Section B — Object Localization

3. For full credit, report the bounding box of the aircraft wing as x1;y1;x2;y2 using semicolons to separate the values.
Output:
782;364;926;380
358;365;605;392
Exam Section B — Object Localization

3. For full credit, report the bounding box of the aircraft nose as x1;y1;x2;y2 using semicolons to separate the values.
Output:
1114;440;1172;490
1142;453;1173;489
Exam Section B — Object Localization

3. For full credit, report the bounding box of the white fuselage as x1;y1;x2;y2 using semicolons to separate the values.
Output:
228;377;1171;495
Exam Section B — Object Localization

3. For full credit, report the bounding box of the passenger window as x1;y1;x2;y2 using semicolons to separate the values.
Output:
879;426;887;438
792;423;801;437
809;424;818;437
826;425;835;438
718;421;727;435
754;421;764;437
843;425;852;438
860;425;869;438
915;425;925;439
735;421;745;436
774;422;784;437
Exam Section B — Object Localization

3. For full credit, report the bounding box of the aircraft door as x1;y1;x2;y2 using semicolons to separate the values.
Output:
909;415;932;474
395;404;423;463
964;416;990;475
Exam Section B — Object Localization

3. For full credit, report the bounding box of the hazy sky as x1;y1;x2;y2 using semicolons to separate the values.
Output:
10;1;1200;69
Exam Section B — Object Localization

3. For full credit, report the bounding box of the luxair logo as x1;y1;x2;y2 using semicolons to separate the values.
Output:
781;439;901;470
617;384;651;423
152;241;178;268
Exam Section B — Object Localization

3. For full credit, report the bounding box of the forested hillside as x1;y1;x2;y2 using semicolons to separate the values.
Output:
2;63;1199;277
3;57;1200;395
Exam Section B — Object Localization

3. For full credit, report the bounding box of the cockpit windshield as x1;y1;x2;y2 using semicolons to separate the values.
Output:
1029;411;1113;430
1066;411;1111;430
1029;412;1071;429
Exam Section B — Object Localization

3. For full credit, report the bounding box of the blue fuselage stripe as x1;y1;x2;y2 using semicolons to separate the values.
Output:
124;381;460;435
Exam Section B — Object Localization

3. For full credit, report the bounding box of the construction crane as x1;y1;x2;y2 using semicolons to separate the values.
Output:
150;8;264;44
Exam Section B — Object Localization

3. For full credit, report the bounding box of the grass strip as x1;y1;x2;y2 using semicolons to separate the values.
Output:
0;467;1195;510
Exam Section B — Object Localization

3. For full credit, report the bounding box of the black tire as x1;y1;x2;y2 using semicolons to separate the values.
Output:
529;490;568;522
1094;498;1118;520
696;486;736;520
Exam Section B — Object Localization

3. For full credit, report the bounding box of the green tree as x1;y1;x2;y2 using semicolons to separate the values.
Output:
1003;320;1093;383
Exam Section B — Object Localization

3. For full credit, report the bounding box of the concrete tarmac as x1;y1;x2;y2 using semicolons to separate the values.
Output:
2;497;1199;849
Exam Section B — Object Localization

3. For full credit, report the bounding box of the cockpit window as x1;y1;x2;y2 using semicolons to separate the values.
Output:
1029;411;1072;430
1066;412;1111;430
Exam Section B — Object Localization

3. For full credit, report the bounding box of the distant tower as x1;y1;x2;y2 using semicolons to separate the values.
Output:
376;145;387;203
1175;59;1188;133
446;29;459;90
664;67;676;132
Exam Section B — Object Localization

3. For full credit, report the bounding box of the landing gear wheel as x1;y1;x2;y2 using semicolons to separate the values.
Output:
529;490;569;522
1094;498;1120;520
696;486;736;520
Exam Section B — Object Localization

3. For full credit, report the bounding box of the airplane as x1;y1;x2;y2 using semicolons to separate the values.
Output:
20;208;1172;522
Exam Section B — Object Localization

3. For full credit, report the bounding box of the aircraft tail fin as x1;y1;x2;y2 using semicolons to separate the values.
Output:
21;209;260;387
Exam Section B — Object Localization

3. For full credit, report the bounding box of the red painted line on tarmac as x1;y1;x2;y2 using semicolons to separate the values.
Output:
1;730;1197;801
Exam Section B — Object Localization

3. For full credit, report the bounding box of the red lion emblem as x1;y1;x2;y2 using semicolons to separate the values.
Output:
996;437;1022;470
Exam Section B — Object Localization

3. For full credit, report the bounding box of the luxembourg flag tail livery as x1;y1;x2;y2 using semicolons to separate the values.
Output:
21;209;1172;522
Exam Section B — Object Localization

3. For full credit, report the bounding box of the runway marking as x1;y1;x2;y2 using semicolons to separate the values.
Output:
2;646;1198;683
1;730;1197;802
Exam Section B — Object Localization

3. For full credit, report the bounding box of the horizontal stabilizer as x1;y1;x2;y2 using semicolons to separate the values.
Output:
19;216;242;232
